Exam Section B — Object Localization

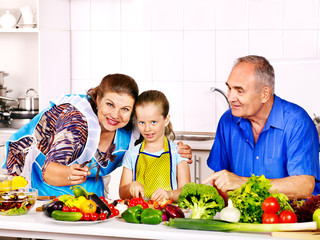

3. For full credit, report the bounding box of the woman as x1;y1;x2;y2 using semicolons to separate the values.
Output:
3;74;191;197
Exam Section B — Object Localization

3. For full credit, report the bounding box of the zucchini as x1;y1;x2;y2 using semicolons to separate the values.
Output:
51;210;82;221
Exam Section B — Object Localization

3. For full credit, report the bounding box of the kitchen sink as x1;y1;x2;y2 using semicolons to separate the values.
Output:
174;132;215;141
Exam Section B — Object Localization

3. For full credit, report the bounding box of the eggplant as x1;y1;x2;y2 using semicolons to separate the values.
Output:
88;194;111;217
43;200;64;218
164;204;185;219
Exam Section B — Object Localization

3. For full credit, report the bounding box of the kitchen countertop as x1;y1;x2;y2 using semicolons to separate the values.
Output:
0;201;292;240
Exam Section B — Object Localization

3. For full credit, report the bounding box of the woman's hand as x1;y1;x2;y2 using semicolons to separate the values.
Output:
177;141;193;164
44;162;91;186
129;181;145;198
68;164;91;185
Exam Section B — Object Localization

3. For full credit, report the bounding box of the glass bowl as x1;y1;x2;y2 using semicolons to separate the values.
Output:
0;188;38;216
0;174;12;192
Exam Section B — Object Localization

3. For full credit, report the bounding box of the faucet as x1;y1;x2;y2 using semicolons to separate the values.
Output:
210;87;231;109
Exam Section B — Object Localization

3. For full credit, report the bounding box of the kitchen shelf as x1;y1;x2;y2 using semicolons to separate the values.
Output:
0;28;38;33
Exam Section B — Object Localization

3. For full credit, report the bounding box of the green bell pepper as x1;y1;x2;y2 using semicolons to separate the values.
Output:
122;205;143;224
141;208;163;225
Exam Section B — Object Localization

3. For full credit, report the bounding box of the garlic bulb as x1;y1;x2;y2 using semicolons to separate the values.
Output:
219;199;241;222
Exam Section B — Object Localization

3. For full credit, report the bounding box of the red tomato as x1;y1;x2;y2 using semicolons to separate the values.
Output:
90;213;99;221
70;207;80;212
279;210;297;223
129;197;145;207
262;197;280;213
141;201;149;209
83;213;91;221
262;213;279;224
99;213;107;221
62;206;70;212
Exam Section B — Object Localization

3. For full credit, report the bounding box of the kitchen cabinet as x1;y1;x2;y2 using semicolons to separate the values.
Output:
190;150;214;184
0;0;71;111
174;131;215;184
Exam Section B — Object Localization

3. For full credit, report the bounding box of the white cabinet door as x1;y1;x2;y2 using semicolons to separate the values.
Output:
189;150;214;184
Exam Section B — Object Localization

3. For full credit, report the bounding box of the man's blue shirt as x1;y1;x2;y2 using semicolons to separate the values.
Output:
207;94;320;195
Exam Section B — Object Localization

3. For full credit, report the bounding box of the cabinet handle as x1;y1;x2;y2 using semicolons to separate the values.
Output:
194;155;200;184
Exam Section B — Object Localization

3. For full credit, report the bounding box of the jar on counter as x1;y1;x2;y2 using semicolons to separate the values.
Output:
0;11;17;29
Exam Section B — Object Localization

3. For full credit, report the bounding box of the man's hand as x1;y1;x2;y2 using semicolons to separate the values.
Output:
177;141;192;164
202;170;248;192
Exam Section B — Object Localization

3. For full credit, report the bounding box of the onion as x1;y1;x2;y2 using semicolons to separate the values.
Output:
219;199;241;222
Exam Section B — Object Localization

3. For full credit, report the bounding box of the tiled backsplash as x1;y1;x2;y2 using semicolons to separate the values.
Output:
60;0;320;132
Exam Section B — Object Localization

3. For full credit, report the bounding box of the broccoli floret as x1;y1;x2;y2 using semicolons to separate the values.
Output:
178;182;225;219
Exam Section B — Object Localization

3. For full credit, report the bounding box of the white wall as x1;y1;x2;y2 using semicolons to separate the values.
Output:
68;0;320;134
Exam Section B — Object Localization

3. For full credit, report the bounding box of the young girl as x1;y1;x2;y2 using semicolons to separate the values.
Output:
119;90;190;202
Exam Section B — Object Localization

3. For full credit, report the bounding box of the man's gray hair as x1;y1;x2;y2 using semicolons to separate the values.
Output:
234;55;275;94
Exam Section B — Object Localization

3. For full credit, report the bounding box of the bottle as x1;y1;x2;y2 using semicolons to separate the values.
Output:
20;6;34;25
0;10;17;29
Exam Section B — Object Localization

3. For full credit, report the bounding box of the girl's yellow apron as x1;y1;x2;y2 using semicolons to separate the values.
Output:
134;137;173;199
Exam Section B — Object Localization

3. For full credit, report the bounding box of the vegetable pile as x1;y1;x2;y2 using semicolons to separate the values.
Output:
121;197;184;225
177;182;225;219
42;185;120;221
228;174;292;223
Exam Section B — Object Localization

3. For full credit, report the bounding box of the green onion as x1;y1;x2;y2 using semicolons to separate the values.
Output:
166;218;317;232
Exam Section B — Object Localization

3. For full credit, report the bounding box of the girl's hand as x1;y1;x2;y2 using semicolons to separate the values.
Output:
129;181;145;198
177;141;192;164
68;164;91;185
151;188;172;202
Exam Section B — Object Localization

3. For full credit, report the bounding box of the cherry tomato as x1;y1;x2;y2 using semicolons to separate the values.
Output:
90;213;99;221
70;207;80;212
99;196;106;202
99;213;107;221
279;210;297;223
262;197;280;213
80;200;97;214
108;204;115;212
83;213;91;221
113;208;120;217
62;206;70;212
262;212;279;224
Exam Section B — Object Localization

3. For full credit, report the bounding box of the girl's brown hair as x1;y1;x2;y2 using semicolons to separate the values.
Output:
135;90;175;141
87;73;139;130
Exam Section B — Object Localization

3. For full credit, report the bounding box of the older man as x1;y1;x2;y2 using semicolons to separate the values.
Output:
204;55;319;199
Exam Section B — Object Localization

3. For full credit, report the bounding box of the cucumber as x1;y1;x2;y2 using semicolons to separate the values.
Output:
51;210;82;221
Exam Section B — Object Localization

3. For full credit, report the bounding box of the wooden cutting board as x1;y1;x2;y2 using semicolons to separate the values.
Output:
272;231;320;239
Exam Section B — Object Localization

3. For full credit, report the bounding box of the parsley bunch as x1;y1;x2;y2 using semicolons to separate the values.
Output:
228;175;272;223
